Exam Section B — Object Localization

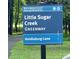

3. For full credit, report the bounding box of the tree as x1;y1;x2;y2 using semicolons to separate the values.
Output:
63;0;70;35
8;0;14;35
15;0;20;32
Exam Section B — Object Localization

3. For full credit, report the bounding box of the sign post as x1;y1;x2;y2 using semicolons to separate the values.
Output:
41;45;46;59
22;5;63;59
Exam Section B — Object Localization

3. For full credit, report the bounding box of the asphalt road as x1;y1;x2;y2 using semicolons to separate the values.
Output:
8;35;22;56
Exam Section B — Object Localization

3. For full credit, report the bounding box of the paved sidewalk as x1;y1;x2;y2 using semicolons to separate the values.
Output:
62;54;70;59
8;35;22;56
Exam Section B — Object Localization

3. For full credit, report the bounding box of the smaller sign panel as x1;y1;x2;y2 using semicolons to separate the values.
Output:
23;5;63;45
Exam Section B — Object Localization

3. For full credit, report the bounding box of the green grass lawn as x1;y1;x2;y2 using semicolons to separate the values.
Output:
9;41;70;59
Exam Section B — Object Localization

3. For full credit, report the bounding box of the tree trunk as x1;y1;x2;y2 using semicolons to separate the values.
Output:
8;0;14;35
65;21;67;35
68;21;70;35
15;0;19;32
27;0;31;4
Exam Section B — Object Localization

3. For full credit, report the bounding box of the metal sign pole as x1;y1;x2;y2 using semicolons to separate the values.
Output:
41;45;46;59
39;1;47;59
